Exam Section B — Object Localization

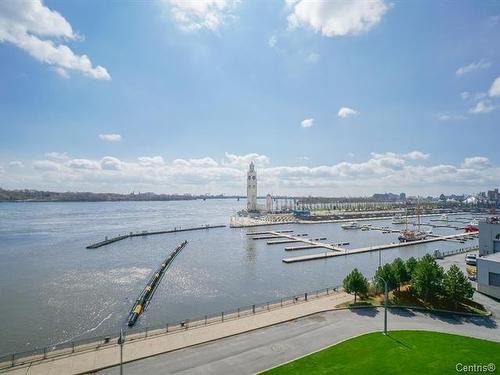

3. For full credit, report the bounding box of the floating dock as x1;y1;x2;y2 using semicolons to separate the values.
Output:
266;231;345;252
127;240;188;327
282;232;476;263
245;230;293;236
86;225;225;249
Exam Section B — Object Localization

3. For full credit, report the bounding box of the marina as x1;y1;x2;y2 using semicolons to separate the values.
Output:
0;200;487;355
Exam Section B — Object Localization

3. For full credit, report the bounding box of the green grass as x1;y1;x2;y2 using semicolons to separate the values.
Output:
261;331;500;375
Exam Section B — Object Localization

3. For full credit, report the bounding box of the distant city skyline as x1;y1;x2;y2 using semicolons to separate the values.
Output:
1;1;500;195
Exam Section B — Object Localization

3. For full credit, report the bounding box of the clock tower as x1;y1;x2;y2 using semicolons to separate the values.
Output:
247;162;257;212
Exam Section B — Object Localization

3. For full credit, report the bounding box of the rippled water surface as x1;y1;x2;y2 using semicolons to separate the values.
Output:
0;200;478;354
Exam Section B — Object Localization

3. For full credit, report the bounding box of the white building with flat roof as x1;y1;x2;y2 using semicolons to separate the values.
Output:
477;219;500;299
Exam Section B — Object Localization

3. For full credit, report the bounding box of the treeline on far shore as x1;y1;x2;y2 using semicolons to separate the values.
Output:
0;188;244;202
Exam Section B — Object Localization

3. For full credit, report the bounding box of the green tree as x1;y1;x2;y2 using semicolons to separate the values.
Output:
343;268;369;303
405;257;418;278
374;263;398;292
443;265;474;309
391;258;410;290
411;254;444;301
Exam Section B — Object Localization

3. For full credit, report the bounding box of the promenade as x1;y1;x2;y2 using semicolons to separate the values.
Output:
1;291;352;375
100;308;500;375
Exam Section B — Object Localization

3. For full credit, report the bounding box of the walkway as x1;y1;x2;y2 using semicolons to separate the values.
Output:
1;292;352;375
99;308;499;375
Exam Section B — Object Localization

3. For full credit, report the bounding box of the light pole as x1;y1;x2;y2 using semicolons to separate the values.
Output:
377;276;388;335
118;328;125;375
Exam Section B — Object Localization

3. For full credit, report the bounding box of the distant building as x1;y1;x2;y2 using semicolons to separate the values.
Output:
487;188;499;203
477;218;500;299
265;193;273;212
247;162;257;212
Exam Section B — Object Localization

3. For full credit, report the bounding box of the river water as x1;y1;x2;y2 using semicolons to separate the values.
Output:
0;200;477;354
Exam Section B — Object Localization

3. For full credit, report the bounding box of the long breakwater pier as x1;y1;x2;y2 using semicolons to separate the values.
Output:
86;225;225;249
127;241;188;327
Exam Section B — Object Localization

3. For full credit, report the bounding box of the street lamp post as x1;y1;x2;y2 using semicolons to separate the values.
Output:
118;328;125;375
378;277;388;335
383;279;388;335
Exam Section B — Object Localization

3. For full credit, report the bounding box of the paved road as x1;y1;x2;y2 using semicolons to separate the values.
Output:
99;307;499;375
437;252;500;318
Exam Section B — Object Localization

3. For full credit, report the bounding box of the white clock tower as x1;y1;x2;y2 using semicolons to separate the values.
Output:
247;162;257;212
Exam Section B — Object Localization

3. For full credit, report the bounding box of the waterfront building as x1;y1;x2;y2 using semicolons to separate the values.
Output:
266;193;273;213
477;218;500;299
247;162;258;212
487;188;499;203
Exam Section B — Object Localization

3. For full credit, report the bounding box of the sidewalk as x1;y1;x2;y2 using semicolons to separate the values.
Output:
1;291;351;375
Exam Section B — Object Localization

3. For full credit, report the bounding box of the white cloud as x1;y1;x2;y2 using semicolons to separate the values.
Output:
462;156;490;170
404;151;430;160
268;35;277;48
99;134;122;142
306;52;320;63
9;161;24;168
222;152;270;168
167;0;240;31
53;66;69;79
435;113;467;121
45;152;69;160
0;0;110;80
32;159;62;171
100;156;123;171
287;0;388;37
338;107;358;118
138;156;165;166
460;92;470;100
65;158;101;170
489;76;500;97
455;59;491;77
469;100;496;114
5;151;499;195
301;118;314;128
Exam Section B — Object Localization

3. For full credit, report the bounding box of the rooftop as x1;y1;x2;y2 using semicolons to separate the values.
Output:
480;252;500;262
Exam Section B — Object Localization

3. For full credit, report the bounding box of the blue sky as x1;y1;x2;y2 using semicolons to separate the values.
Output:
0;0;499;196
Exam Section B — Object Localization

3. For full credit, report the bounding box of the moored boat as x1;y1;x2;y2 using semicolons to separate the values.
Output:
341;221;360;230
392;214;405;224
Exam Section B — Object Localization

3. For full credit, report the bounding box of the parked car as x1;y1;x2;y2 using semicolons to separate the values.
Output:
465;254;477;266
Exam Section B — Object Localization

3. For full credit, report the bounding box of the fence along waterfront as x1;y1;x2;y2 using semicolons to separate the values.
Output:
0;285;341;369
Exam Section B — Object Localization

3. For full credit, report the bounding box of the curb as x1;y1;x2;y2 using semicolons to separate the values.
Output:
335;304;492;317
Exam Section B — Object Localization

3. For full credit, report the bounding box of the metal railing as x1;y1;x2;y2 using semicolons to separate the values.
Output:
434;246;479;259
0;285;341;370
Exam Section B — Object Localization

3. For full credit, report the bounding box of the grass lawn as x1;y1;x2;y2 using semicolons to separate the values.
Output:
261;331;500;375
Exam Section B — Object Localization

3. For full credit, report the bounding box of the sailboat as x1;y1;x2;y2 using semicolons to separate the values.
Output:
398;200;428;243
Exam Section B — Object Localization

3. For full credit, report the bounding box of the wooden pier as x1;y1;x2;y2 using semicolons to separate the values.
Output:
86;225;226;249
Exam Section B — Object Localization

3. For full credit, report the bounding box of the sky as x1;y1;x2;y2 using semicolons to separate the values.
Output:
0;0;500;196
